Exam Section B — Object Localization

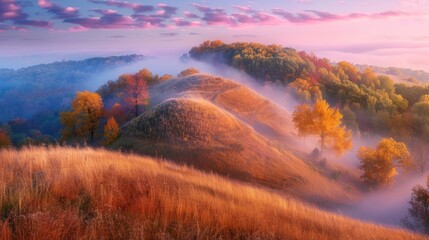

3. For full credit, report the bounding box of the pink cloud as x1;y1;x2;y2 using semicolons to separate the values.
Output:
0;0;52;29
172;17;201;27
38;0;80;19
89;0;154;13
273;9;418;23
184;11;200;19
65;10;134;29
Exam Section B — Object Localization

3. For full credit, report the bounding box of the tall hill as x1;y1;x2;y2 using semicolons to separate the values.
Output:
116;75;358;206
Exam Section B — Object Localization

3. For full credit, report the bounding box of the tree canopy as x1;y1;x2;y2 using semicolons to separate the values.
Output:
358;138;413;186
292;99;352;158
60;91;103;144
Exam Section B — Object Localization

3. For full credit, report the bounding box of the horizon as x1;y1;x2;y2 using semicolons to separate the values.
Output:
0;0;428;71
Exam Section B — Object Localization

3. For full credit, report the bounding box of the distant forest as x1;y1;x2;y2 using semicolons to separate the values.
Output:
0;55;145;143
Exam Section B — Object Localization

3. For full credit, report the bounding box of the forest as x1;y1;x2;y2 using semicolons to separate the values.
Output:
189;40;429;173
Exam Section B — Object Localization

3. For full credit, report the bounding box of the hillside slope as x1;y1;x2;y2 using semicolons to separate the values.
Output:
116;95;357;206
0;147;425;240
149;74;295;141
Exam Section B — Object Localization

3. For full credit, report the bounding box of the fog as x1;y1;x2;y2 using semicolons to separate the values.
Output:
170;56;425;229
2;52;425;229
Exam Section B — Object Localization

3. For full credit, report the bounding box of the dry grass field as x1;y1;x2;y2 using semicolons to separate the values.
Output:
0;146;426;240
116;97;358;206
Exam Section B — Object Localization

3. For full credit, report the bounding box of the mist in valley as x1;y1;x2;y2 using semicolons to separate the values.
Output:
0;52;425;230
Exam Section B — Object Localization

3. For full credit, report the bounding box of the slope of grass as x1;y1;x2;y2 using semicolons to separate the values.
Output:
116;98;357;206
149;74;295;140
0;147;426;240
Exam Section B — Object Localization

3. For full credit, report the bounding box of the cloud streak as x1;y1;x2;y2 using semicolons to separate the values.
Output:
272;9;417;23
89;0;155;13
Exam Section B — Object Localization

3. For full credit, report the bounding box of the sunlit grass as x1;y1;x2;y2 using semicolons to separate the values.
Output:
0;146;426;239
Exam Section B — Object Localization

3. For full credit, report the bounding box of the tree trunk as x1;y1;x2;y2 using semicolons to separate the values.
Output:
90;128;94;145
320;135;325;160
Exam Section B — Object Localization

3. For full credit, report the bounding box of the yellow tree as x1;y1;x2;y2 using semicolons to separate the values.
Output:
292;99;352;159
178;67;200;77
60;91;103;144
358;138;413;187
103;117;120;145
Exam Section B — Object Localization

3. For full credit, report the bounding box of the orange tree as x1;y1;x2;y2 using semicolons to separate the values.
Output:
103;117;120;145
122;74;149;117
60;91;103;144
292;99;352;159
358;138;413;187
0;130;11;148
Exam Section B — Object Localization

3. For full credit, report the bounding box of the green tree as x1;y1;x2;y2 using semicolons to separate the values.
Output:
412;95;429;172
403;176;429;233
292;99;352;159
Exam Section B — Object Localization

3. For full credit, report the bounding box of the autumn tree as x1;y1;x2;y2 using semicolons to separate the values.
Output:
358;138;413;187
60;91;103;144
122;74;149;117
412;95;429;172
110;102;127;125
403;176;429;233
292;99;352;159
288;78;322;102
178;67;200;77
103;117;120;145
136;68;157;85
0;130;11;148
159;74;173;81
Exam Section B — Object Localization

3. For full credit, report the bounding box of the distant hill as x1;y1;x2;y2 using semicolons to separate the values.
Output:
0;54;145;123
355;64;429;84
115;74;359;206
1;146;423;239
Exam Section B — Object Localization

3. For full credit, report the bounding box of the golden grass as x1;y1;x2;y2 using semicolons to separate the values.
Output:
117;97;357;206
0;146;426;239
150;74;295;139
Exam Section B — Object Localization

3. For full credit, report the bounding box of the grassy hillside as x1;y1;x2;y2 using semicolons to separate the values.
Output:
0;147;425;240
115;96;357;206
149;74;295;141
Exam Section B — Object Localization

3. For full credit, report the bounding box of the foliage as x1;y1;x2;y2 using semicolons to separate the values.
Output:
178;67;200;77
292;99;352;158
358;138;413;186
288;78;322;102
60;91;103;144
0;55;144;123
403;176;429;233
190;40;307;83
412;95;429;142
103;117;120;145
0;129;11;148
159;74;173;81
189;41;411;137
356;64;429;83
122;73;149;117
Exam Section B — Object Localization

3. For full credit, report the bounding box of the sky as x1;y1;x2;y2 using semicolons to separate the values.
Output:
0;0;429;71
